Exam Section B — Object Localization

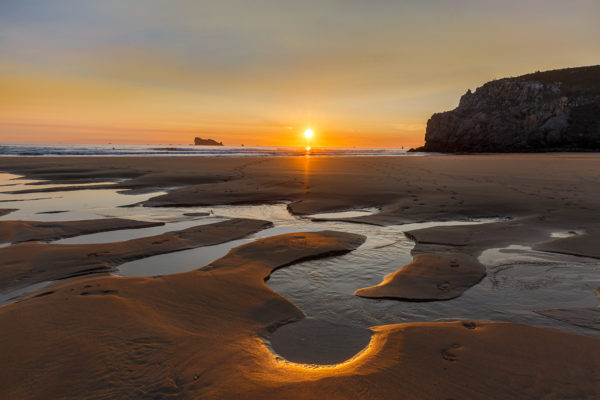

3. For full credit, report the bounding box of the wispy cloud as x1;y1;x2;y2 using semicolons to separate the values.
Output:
1;0;599;146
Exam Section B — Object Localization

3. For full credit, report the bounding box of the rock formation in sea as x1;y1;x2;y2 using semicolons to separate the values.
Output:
194;137;224;146
418;65;600;152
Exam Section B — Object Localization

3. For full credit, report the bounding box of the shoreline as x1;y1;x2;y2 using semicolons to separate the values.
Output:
1;154;599;398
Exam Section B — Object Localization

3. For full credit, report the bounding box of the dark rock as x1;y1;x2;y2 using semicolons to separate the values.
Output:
194;137;223;146
422;65;600;153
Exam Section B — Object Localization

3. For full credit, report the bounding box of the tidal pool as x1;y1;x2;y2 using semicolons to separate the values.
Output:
2;171;599;366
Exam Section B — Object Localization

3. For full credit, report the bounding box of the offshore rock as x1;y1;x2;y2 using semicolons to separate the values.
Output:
194;137;224;146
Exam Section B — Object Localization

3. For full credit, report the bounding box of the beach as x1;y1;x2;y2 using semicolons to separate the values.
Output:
1;154;600;399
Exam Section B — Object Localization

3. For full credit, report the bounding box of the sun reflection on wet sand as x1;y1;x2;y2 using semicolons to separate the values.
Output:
303;153;311;197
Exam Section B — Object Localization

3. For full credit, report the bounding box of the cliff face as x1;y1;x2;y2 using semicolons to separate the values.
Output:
422;65;600;152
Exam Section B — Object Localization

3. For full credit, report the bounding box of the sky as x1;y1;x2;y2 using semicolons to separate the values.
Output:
1;0;599;147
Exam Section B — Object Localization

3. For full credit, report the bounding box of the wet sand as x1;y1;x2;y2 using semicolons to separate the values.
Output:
0;155;598;220
0;218;163;244
1;155;600;398
0;218;271;292
2;231;599;399
355;253;485;300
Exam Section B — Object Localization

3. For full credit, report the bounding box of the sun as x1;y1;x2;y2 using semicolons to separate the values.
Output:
304;128;314;139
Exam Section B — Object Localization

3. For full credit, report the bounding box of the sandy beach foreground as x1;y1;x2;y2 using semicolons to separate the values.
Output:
1;154;600;399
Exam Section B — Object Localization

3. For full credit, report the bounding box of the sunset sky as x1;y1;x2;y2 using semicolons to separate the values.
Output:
1;1;599;147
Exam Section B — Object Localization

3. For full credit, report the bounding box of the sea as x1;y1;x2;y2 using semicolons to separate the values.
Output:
0;143;426;157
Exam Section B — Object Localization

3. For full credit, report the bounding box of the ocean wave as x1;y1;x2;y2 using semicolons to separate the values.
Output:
0;144;427;157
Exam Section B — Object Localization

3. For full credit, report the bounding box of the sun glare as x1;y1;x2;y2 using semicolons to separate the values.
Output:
304;129;314;139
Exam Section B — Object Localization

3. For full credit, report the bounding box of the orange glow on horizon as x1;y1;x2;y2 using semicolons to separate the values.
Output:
2;2;598;148
0;119;425;148
0;68;426;148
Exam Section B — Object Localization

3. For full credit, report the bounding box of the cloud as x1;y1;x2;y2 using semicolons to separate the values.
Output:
1;0;599;146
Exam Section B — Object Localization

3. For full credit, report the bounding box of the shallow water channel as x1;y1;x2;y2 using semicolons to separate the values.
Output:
1;172;599;364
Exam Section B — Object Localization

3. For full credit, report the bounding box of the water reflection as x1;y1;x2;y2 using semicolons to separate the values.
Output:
0;172;167;222
269;242;600;338
2;172;599;340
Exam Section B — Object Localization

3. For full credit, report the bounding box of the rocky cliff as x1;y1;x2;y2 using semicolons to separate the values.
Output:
420;65;600;152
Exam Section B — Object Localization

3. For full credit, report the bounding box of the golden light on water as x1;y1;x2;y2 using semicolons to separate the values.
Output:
305;146;311;152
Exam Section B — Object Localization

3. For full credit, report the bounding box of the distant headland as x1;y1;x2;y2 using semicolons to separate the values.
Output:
412;65;600;153
194;137;223;146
